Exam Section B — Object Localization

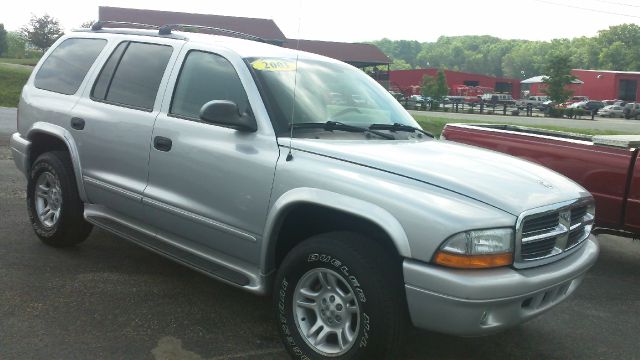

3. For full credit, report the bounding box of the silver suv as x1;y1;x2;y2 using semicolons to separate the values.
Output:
10;24;599;359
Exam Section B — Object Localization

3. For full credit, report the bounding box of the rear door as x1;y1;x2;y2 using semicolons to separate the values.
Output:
21;37;107;144
72;37;182;220
143;46;279;265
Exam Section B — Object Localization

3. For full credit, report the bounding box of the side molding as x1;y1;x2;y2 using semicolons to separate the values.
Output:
26;122;88;202
260;187;411;273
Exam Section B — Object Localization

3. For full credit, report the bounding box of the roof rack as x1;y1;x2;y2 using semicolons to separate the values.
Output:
91;21;160;31
89;21;271;44
158;24;266;43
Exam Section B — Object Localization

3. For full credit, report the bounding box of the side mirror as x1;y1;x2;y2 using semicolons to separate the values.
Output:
199;100;257;132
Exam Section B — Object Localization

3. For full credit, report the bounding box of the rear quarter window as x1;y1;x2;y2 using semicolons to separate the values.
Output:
34;38;107;95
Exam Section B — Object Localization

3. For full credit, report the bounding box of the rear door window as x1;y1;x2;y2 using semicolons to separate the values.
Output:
35;38;107;95
91;41;173;111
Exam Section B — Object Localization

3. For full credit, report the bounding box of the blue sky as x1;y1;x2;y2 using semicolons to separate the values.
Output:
2;0;639;42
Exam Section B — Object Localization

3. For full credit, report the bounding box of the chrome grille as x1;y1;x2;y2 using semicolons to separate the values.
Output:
521;237;556;260
522;212;559;235
515;199;594;268
571;206;587;224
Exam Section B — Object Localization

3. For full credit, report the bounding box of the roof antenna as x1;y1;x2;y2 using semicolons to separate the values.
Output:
286;0;302;162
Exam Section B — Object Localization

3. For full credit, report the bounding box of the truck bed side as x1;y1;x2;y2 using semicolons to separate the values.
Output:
442;124;637;230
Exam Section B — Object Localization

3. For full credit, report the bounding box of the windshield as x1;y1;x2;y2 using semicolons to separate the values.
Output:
246;57;418;136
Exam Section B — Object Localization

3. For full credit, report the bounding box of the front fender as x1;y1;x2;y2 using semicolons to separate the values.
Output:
260;187;411;273
25;122;88;202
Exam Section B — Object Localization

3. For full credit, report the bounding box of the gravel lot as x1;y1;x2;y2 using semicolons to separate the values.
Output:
1;108;639;359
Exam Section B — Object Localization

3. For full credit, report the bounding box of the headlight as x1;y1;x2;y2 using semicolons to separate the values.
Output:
433;228;514;269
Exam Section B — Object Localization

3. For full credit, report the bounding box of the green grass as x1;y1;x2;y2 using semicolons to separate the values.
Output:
0;57;40;66
0;63;33;107
412;114;631;137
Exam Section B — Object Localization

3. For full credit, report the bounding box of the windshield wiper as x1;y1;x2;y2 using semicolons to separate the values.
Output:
369;123;434;138
290;121;395;140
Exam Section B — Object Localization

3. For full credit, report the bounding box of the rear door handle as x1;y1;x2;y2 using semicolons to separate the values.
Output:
153;136;172;152
70;117;85;130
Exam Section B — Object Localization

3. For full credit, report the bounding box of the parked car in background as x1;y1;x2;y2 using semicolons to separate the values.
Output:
563;96;589;107
603;99;625;106
599;105;624;118
406;94;427;109
624;102;640;119
481;93;515;105
540;99;556;110
571;100;605;113
516;95;549;109
389;91;405;103
442;123;640;237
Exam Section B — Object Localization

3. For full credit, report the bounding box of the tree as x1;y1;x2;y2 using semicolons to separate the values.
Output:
371;23;640;78
390;59;412;70
599;41;630;71
542;52;576;104
421;74;436;97
421;70;448;100
20;14;63;52
80;20;95;29
6;31;26;58
435;69;449;100
0;24;7;57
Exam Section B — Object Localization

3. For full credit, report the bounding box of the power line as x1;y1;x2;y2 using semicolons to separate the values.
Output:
532;0;640;18
595;0;640;8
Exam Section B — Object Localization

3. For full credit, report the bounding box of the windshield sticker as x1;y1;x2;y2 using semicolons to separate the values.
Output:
251;59;297;72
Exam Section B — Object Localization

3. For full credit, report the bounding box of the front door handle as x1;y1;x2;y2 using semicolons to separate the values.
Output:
153;136;172;152
70;117;85;130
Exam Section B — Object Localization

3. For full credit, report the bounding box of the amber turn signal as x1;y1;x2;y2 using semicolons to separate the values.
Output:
434;251;513;269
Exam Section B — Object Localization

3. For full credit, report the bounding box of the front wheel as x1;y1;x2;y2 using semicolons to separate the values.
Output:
274;232;406;359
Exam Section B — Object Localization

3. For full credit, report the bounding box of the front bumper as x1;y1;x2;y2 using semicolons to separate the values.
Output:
404;235;599;336
9;132;30;176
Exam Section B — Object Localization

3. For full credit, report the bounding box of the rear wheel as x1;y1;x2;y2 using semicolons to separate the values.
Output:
274;232;406;359
26;151;92;247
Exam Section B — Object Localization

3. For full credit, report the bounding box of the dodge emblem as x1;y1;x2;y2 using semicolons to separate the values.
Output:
537;179;554;189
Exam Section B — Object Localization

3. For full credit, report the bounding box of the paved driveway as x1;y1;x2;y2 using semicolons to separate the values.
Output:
1;108;639;359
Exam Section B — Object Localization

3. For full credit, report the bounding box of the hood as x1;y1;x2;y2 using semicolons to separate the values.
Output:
289;138;590;215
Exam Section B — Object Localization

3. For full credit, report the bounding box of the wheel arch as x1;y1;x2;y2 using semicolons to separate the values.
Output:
25;122;87;202
261;188;411;275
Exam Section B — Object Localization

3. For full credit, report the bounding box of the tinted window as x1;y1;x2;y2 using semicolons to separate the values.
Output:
91;42;128;100
171;51;250;119
94;42;173;110
35;38;106;95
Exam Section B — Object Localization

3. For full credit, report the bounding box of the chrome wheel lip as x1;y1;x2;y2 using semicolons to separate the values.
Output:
34;171;62;228
293;267;360;357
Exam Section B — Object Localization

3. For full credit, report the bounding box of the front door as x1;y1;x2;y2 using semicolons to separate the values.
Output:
143;48;279;265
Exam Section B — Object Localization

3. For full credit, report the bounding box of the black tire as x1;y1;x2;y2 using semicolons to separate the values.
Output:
274;232;406;360
26;151;92;247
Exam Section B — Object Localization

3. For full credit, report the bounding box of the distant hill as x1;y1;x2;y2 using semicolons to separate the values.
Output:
370;24;640;78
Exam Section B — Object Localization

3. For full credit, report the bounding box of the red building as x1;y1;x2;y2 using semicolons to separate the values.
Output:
389;69;521;99
527;69;640;102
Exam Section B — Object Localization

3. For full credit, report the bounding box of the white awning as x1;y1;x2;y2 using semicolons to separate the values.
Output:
521;75;584;84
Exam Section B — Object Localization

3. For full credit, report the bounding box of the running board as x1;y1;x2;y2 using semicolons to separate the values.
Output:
83;204;266;294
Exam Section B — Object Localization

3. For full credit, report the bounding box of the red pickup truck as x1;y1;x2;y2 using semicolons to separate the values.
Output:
441;123;640;236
